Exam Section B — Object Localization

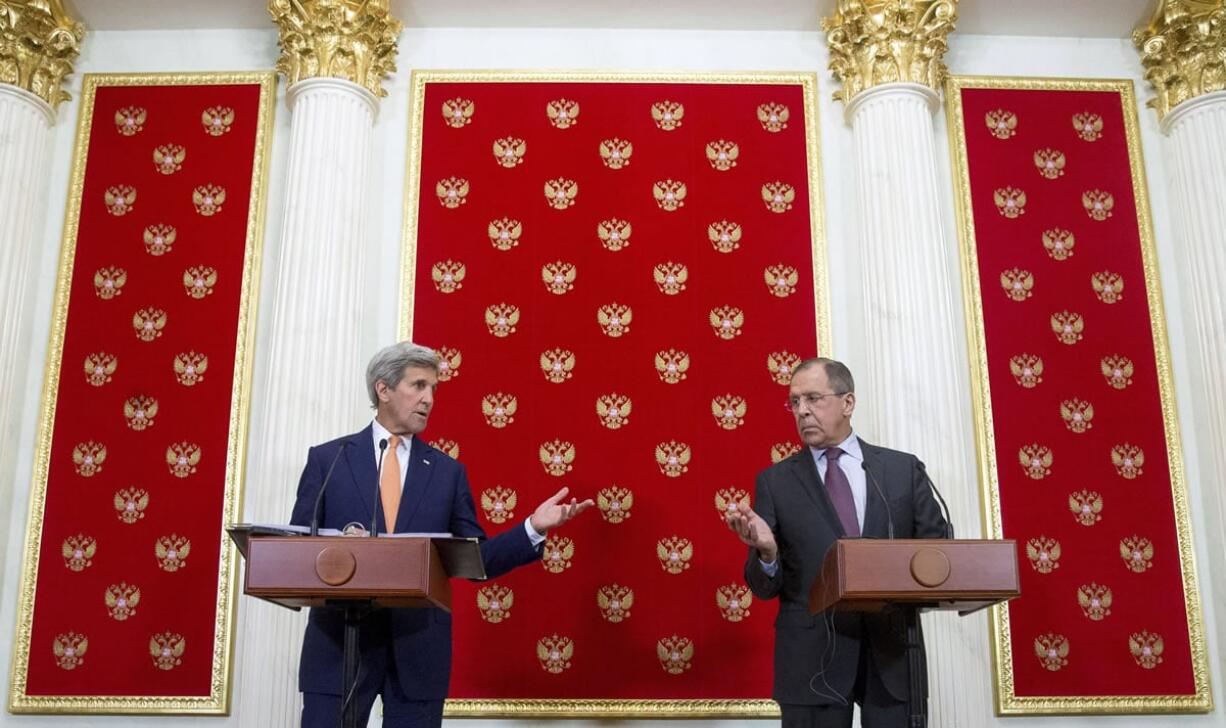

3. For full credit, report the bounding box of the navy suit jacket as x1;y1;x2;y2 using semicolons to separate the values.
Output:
743;439;948;705
290;425;541;699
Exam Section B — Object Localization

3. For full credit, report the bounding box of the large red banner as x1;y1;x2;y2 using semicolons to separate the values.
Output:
403;71;829;716
10;73;274;714
947;76;1210;714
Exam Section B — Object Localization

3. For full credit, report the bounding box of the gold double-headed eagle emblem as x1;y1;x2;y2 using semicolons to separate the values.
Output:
1025;536;1060;574
150;632;186;670
1034;633;1069;671
72;441;106;477
183;266;218;298
984;109;1017;139
993;186;1026;218
480;486;517;523
165;442;201;478
94;266;126;299
1073;112;1103;142
202;106;234;136
115;106;146;136
1033;148;1065;179
174;351;208;386
1042;228;1075;260
1082;189;1114;221
84;352;117;386
192;184;225;216
144;223;177;255
153;144;186;175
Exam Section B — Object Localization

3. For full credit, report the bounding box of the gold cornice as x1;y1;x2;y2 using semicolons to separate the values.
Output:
822;0;957;104
1133;0;1226;122
0;0;84;110
268;0;403;99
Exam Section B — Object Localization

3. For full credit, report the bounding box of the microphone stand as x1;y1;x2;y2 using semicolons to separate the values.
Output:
865;460;923;726
341;438;387;728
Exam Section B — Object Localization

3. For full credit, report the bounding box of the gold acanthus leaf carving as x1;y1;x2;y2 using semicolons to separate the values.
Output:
0;0;85;109
1133;0;1226;122
822;0;958;104
268;0;403;98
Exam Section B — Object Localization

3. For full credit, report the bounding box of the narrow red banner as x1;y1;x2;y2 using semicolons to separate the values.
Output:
11;73;273;714
948;77;1209;714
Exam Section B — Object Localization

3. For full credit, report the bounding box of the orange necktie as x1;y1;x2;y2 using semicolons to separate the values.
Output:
380;435;402;532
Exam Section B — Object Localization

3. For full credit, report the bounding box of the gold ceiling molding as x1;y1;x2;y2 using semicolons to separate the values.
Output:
0;0;85;110
822;0;958;104
268;0;403;98
1134;0;1226;122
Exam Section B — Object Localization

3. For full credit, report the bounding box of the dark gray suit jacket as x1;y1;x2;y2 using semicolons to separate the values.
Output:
744;438;948;705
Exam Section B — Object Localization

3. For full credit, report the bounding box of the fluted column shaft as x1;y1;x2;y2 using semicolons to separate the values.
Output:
0;84;55;584
235;77;377;726
846;82;985;725
1160;89;1226;675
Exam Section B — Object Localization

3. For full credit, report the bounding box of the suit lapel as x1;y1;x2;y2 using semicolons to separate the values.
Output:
859;440;890;539
394;436;435;531
789;450;846;537
344;425;378;526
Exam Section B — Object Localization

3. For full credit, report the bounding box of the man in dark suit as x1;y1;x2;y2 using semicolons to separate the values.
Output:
726;357;948;728
290;341;592;728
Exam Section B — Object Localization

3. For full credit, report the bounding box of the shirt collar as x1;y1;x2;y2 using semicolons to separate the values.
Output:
371;420;412;453
810;431;862;464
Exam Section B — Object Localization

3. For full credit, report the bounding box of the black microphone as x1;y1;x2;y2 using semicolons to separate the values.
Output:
862;461;894;540
310;442;350;537
917;461;954;539
371;438;389;536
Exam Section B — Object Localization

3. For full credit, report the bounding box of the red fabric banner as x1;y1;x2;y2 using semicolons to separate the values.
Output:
403;72;829;715
10;74;273;714
947;77;1209;713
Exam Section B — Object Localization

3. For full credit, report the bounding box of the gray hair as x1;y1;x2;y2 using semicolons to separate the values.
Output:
794;357;855;394
365;341;439;407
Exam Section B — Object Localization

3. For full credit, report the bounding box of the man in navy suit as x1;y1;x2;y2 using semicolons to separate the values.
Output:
291;341;592;728
726;357;948;728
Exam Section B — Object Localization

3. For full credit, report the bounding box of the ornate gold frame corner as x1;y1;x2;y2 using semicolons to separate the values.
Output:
7;71;277;716
944;74;1212;716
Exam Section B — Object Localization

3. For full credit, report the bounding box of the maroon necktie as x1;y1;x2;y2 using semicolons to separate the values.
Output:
824;447;859;537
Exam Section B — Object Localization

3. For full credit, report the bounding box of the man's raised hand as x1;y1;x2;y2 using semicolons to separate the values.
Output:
725;508;778;563
529;486;594;534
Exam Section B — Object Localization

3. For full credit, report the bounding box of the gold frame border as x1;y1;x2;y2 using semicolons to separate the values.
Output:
399;70;827;718
7;71;277;715
399;69;832;360
944;74;1212;716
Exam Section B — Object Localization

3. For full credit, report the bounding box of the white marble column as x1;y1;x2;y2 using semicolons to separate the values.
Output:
234;77;378;726
845;82;987;725
0;84;55;584
1160;88;1226;678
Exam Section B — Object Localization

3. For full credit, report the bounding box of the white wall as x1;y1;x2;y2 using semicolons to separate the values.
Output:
1;25;1220;728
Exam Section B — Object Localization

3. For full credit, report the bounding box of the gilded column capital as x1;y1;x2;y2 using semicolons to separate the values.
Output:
822;0;958;105
1133;0;1226;122
0;0;85;110
269;0;403;99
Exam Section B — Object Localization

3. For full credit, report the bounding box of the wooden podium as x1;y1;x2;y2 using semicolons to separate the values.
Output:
238;535;453;610
808;539;1020;728
809;538;1019;614
228;528;481;728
